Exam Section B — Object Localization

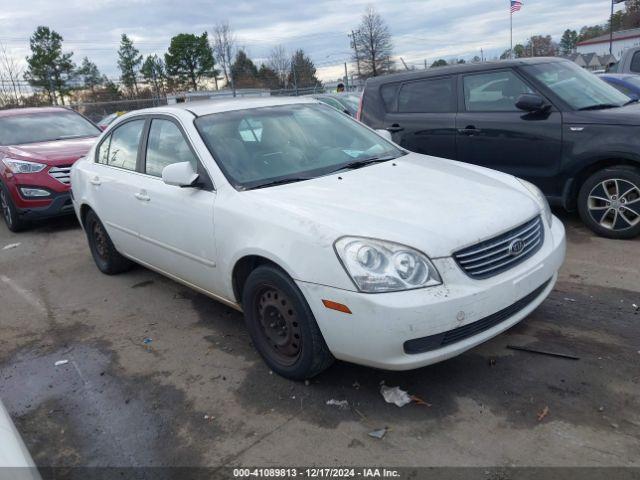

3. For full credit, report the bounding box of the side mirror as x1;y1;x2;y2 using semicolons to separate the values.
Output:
162;162;199;188
376;129;393;142
516;93;549;113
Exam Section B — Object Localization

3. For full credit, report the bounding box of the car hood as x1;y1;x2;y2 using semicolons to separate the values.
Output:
565;102;640;126
245;153;540;258
1;136;97;166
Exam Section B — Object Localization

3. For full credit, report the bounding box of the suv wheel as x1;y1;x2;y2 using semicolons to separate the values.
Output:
0;182;27;232
242;265;334;380
84;210;133;274
578;166;640;239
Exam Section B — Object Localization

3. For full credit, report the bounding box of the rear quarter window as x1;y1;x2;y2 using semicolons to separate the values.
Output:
380;83;400;112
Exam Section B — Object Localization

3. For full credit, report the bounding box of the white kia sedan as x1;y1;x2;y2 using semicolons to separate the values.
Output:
71;97;565;380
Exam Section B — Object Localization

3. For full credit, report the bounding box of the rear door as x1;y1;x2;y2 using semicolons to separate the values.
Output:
382;76;457;159
455;69;562;192
128;116;218;292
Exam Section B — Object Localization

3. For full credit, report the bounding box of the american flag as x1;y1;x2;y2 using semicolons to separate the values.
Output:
511;0;523;13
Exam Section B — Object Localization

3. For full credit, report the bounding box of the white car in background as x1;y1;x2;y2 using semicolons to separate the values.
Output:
71;97;566;380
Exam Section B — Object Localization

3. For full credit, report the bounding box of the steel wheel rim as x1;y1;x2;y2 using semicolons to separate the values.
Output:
0;189;12;227
587;178;640;231
255;286;302;367
92;221;109;260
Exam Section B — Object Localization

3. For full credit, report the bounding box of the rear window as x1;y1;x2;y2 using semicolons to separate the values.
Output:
0;110;99;146
397;77;455;113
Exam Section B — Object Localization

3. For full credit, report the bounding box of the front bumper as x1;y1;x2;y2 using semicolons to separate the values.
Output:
16;191;74;221
296;216;566;370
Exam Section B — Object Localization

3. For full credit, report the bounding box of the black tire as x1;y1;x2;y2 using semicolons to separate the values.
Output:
0;181;28;232
578;166;640;239
242;265;334;380
84;210;133;274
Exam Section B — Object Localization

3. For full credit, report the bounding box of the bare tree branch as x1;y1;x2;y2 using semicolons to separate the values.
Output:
212;22;237;89
0;41;25;107
267;45;290;89
352;6;394;78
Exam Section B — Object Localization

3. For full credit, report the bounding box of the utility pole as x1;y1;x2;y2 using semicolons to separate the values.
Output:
610;0;625;56
344;62;349;91
349;30;361;78
424;59;427;70
481;48;484;62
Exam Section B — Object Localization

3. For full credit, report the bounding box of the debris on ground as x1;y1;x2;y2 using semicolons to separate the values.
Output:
368;428;387;439
54;360;69;366
537;406;550;422
563;297;576;302
326;399;349;409
507;345;580;361
410;395;432;407
380;385;412;407
633;304;638;313
203;414;215;422
352;381;360;390
598;406;605;412
143;337;153;351
611;423;619;429
2;243;21;250
488;358;497;367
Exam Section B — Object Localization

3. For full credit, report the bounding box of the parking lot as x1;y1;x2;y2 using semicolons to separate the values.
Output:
0;210;638;469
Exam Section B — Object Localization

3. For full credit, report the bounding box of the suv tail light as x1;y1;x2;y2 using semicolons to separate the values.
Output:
356;92;364;121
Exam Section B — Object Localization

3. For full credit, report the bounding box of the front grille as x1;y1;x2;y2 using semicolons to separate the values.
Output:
49;165;72;185
454;216;544;279
403;278;552;354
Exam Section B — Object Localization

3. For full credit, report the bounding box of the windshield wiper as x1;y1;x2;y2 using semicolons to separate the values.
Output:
624;98;639;106
327;155;398;174
250;177;312;190
578;103;621;111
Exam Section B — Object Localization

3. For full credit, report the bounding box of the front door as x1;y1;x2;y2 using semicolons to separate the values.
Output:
383;76;458;160
130;117;217;292
455;69;563;194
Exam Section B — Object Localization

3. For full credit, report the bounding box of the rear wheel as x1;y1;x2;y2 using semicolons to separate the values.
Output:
0;182;27;232
578;166;640;239
242;265;334;380
84;210;133;274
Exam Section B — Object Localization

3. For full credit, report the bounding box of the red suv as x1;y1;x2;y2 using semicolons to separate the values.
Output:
0;107;100;231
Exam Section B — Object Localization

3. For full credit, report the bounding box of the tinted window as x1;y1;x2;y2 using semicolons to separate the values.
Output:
398;77;455;113
0;111;99;146
380;83;400;112
104;120;144;171
631;52;640;73
145;119;198;177
194;104;403;189
464;71;534;112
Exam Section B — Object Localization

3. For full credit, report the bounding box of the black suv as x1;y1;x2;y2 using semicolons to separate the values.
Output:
359;57;640;239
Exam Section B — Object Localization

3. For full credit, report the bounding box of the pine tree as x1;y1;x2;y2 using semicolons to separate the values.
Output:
117;34;142;96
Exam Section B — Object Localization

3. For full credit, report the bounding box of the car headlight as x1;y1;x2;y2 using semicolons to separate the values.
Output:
517;179;552;226
2;158;47;174
334;237;442;293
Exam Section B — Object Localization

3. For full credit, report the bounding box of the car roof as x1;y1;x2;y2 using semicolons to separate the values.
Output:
130;96;319;118
365;57;570;86
0;106;72;118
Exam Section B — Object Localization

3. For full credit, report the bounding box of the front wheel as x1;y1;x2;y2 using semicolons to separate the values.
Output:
0;182;27;232
578;167;640;239
242;265;334;380
84;210;133;274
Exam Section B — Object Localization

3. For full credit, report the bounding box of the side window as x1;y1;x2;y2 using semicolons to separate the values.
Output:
464;71;534;112
380;83;399;112
631;51;640;73
398;77;455;113
145;119;198;177
106;120;145;170
96;135;111;164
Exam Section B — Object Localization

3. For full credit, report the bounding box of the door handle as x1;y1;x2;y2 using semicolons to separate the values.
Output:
134;192;151;202
458;126;482;136
386;124;404;133
90;177;101;186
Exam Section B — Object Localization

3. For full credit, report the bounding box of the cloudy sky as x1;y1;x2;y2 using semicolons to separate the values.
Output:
0;0;624;82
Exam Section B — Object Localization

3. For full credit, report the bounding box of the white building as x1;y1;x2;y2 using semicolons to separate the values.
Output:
576;27;640;59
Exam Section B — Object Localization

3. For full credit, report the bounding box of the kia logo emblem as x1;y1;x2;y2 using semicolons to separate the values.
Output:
508;239;525;257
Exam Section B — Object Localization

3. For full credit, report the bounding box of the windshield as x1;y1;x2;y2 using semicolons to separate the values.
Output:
523;61;630;110
194;103;404;189
0;111;100;146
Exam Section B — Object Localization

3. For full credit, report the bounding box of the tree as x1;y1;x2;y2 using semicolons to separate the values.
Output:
230;50;259;88
267;45;290;89
500;44;525;60
76;57;102;93
352;6;394;77
24;26;75;105
0;41;25;107
288;49;321;90
117;34;142;96
526;35;556;57
257;64;280;89
165;33;216;91
212;22;236;89
141;54;166;96
471;55;482;63
430;59;448;68
559;29;578;55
